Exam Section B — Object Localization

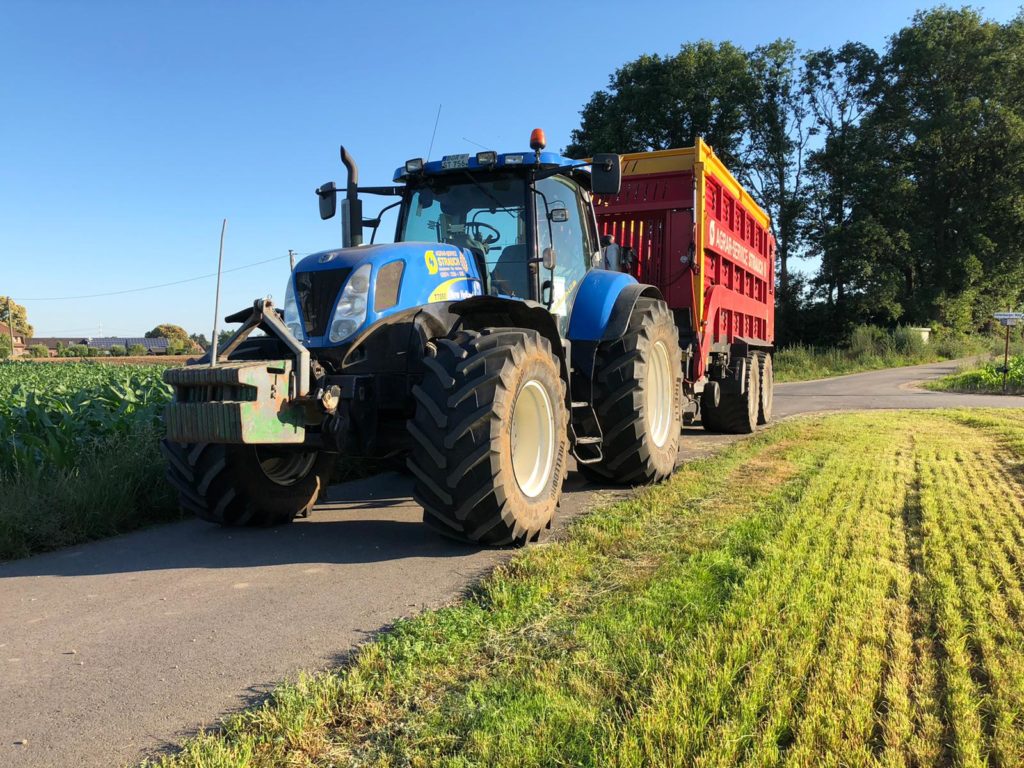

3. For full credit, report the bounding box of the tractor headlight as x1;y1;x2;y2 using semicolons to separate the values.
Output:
283;276;304;340
329;264;371;342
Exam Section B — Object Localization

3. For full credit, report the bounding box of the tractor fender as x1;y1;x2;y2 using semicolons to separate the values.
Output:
450;295;567;383
567;270;664;342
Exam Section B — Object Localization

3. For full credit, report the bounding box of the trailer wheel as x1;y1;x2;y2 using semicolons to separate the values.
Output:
703;354;760;434
757;351;774;425
160;440;332;526
407;328;568;546
578;297;683;485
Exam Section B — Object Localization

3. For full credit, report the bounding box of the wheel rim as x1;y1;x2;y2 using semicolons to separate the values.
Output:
646;340;673;448
255;447;318;486
510;379;555;498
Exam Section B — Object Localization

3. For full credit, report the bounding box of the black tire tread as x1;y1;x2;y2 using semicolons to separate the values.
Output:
160;440;329;526
708;354;760;434
578;298;683;485
407;328;567;546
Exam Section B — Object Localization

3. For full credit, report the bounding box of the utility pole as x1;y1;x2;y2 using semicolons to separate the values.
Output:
1003;322;1011;394
5;296;16;357
288;249;296;271
210;219;228;367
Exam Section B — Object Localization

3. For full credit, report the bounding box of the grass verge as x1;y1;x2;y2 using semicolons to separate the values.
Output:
143;408;1024;767
0;425;183;560
924;354;1024;395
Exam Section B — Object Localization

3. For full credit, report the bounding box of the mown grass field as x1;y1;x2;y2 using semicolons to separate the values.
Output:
145;408;1024;768
926;354;1024;396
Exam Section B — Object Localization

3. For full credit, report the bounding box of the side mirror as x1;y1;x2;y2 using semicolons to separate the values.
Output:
542;246;557;271
317;181;337;220
549;207;569;223
591;153;622;196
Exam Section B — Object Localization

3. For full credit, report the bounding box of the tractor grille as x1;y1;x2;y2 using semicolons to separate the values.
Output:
295;268;351;337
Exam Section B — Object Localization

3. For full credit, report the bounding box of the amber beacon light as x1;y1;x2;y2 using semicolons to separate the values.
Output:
529;128;547;151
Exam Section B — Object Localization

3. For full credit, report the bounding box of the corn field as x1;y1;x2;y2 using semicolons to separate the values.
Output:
0;361;172;482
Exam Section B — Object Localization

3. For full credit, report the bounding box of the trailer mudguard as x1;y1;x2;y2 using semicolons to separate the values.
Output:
567;270;664;342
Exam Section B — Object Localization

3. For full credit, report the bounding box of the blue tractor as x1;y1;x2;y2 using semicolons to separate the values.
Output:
161;130;683;545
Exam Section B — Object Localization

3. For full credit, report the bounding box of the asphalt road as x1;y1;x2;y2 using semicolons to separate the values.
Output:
2;359;1021;767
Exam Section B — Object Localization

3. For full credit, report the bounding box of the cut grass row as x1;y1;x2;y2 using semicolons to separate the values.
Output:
144;408;1024;767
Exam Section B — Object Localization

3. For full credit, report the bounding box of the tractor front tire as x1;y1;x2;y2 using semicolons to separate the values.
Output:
702;354;760;434
578;297;683;485
161;441;332;526
407;328;568;546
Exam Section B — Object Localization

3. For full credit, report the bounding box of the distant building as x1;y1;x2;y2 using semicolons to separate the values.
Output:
0;323;27;357
86;336;170;354
26;336;170;356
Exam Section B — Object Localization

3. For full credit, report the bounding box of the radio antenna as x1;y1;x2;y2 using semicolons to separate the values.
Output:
426;103;442;161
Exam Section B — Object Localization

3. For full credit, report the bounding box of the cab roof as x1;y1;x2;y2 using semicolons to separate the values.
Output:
393;150;579;182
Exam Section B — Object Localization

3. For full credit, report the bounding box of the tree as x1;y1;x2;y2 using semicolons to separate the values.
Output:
28;344;49;357
0;296;33;337
566;41;755;167
742;40;814;341
801;42;885;340
850;8;1024;330
147;323;201;353
190;332;210;351
0;335;10;360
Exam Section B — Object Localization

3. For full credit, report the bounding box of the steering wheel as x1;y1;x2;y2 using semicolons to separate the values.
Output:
466;221;501;246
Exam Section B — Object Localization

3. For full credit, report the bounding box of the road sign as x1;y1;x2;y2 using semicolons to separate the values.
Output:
994;312;1024;326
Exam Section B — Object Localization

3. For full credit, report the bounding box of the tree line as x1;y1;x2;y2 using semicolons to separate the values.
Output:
568;7;1024;345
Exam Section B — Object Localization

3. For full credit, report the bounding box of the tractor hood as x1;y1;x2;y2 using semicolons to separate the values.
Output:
287;242;484;348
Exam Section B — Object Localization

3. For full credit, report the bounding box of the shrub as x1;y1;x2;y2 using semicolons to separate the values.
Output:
849;325;886;357
109;345;126;357
892;325;926;356
66;344;90;357
128;343;147;356
28;344;50;358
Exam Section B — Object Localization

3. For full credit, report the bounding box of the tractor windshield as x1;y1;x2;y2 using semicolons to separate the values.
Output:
400;176;532;298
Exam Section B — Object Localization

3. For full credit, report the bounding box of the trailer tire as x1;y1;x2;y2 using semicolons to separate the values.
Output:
757;351;774;425
578;297;683;485
407;328;568;546
705;354;760;434
160;440;332;526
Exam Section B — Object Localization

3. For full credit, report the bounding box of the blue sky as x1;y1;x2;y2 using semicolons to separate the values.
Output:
2;0;1020;337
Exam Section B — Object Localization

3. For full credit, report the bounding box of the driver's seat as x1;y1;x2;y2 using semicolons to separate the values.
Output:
490;244;531;298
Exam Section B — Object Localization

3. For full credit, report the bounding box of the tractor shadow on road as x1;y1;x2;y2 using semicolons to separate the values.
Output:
0;472;491;579
2;435;734;581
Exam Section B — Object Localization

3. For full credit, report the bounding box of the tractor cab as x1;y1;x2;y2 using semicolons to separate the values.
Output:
312;130;622;338
394;148;599;328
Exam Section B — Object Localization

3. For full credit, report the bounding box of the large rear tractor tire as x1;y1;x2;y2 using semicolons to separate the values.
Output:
407;328;568;546
577;297;683;485
757;351;774;425
701;354;760;434
160;441;333;526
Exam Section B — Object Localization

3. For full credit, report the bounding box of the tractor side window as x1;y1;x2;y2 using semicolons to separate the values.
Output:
535;175;589;319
